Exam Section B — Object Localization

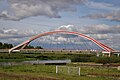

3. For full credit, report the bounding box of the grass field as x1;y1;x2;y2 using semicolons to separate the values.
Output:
0;52;120;63
0;52;120;80
0;64;120;80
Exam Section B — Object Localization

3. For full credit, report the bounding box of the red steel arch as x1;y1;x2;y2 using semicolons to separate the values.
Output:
9;30;115;53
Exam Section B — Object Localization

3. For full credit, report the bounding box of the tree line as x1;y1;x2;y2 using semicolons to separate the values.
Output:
0;42;13;49
0;42;43;49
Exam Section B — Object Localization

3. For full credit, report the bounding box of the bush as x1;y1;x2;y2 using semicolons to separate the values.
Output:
95;56;120;64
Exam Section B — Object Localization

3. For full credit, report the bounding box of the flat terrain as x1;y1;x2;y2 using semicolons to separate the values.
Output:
0;52;120;80
0;64;120;80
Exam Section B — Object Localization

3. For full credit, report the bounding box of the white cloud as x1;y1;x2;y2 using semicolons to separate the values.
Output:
80;0;120;22
1;0;119;21
0;11;19;20
79;24;120;34
84;0;119;11
3;29;18;34
56;25;77;31
0;0;84;20
82;10;120;22
0;28;36;39
57;36;67;41
84;1;111;9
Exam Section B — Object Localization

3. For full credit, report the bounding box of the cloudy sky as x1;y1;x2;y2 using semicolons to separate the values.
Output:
0;0;120;50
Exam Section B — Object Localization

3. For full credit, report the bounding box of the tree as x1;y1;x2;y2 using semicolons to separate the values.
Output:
0;42;13;49
25;45;34;49
35;46;43;49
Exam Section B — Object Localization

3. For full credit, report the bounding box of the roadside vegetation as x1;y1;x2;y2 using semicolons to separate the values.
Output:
0;52;120;64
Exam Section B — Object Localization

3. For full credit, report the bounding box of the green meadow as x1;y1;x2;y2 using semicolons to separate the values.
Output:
0;52;120;80
0;64;120;80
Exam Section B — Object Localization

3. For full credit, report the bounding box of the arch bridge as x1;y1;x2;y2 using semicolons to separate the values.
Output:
9;30;115;53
